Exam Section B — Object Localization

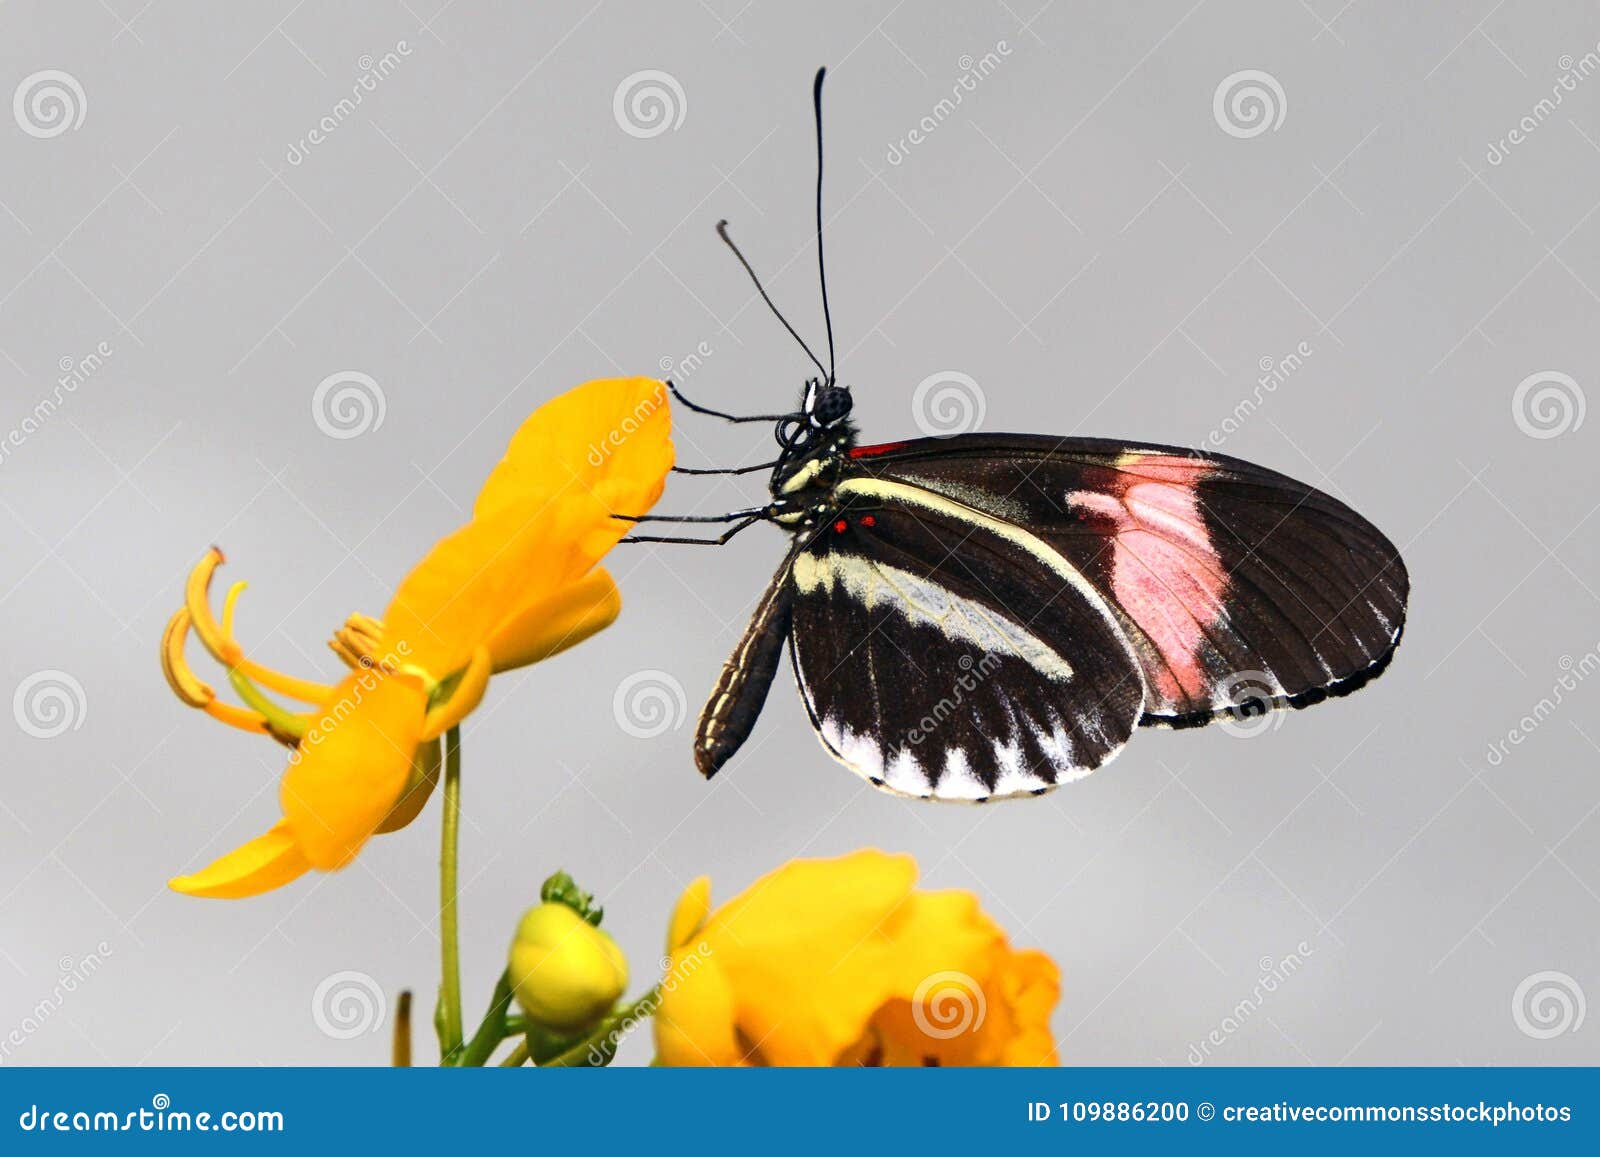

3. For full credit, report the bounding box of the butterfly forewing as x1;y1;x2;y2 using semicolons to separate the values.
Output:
787;493;1146;800
844;435;1409;726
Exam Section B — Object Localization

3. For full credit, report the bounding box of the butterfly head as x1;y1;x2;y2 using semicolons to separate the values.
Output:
801;377;853;428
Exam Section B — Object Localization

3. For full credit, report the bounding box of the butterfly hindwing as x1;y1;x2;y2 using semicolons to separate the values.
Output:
846;435;1409;725
787;489;1146;800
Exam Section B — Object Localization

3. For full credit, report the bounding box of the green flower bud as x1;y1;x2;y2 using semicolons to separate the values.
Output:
539;869;604;925
509;902;627;1032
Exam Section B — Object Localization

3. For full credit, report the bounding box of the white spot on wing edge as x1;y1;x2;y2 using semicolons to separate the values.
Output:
789;595;1133;803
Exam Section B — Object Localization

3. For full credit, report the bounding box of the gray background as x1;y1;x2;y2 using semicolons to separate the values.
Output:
1;0;1596;1067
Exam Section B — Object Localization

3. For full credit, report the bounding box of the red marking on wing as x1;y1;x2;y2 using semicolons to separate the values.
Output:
848;441;909;459
1066;455;1223;706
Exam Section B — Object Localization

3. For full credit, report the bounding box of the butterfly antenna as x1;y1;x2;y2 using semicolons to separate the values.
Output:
813;66;836;385
715;219;829;380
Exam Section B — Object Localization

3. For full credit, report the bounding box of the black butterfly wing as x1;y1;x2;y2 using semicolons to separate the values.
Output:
787;489;1147;800
845;435;1408;725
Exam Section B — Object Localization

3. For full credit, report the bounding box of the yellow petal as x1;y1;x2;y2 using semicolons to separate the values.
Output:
666;875;712;952
653;949;742;1066
280;671;428;870
697;850;922;1065
474;376;674;524
169;819;311;899
486;568;621;673
380;503;583;677
373;737;442;834
380;379;672;675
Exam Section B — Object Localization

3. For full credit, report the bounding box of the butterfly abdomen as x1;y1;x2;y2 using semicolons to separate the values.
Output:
693;549;799;778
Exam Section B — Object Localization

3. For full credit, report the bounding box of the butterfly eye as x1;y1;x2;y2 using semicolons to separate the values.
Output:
812;385;853;424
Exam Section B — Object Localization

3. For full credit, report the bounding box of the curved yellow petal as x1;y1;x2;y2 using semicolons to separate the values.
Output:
169;819;311;899
280;671;428;871
486;567;621;673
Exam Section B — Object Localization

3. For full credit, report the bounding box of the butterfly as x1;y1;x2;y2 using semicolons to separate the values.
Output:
621;69;1409;802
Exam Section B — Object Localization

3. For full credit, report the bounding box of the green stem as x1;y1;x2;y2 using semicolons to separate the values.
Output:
437;726;464;1060
499;1040;530;1067
453;969;515;1067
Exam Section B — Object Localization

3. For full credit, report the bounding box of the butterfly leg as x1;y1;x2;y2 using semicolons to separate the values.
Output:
621;514;764;546
672;458;782;476
613;503;773;525
666;380;795;424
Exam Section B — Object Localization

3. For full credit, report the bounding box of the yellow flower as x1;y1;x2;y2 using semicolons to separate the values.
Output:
653;850;1060;1066
508;902;629;1032
161;377;673;899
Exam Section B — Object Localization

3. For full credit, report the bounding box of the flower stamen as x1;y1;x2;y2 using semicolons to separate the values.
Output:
329;612;392;672
161;608;274;738
226;669;309;746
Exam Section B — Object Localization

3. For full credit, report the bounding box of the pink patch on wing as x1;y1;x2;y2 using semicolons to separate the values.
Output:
1066;456;1225;707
